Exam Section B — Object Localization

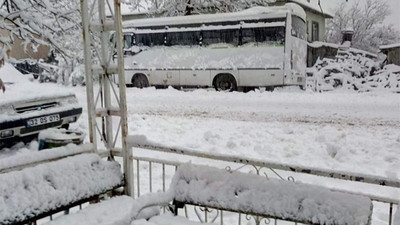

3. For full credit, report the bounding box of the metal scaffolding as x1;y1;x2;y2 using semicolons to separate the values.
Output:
80;0;133;196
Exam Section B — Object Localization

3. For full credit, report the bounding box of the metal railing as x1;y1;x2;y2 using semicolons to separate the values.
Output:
128;142;400;225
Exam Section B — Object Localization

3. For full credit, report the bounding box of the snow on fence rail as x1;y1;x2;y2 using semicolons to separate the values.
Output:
127;136;400;225
0;143;94;174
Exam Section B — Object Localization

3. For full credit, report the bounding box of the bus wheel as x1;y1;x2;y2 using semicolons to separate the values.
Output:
214;74;237;92
132;74;149;88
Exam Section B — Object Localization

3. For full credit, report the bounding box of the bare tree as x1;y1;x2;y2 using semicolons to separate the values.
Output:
125;0;276;17
326;0;400;53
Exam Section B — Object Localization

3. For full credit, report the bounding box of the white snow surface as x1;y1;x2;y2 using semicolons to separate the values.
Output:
171;163;373;225
0;153;123;223
394;205;400;225
132;213;209;225
0;143;93;172
125;45;284;70
380;43;400;50
44;196;135;225
124;5;305;28
308;42;377;58
0;63;76;105
287;0;334;18
60;86;400;179
38;128;85;141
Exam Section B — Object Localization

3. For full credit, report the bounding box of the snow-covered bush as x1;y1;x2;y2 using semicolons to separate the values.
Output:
307;50;379;92
363;64;400;93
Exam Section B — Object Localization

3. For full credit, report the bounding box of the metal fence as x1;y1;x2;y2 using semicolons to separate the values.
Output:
129;142;400;225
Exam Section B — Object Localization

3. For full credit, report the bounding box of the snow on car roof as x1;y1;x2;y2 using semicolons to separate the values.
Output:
0;63;75;106
123;4;306;29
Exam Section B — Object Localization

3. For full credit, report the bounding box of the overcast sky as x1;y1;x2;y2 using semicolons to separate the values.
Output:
309;0;400;29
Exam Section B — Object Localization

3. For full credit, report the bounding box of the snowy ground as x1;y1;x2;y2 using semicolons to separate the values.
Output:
3;83;400;181
1;81;400;224
70;86;400;177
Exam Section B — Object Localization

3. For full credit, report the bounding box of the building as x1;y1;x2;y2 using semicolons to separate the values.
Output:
0;28;50;60
380;44;400;66
0;16;50;61
273;0;333;43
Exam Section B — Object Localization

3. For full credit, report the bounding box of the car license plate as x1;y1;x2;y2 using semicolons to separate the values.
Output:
26;114;60;127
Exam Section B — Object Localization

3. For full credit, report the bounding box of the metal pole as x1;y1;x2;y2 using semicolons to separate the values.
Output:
81;0;98;153
98;0;114;151
112;0;133;197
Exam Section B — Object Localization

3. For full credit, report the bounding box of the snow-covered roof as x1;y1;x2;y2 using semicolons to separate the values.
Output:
308;41;377;58
286;0;334;18
380;43;400;50
124;4;306;28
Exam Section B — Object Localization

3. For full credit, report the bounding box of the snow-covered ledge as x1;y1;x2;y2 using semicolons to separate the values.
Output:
0;143;94;173
0;153;123;224
170;163;373;225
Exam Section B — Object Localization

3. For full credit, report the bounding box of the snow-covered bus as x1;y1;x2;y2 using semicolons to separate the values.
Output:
122;3;307;91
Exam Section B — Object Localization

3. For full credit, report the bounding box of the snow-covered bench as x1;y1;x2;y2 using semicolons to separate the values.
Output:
26;163;374;225
0;145;124;225
167;164;373;225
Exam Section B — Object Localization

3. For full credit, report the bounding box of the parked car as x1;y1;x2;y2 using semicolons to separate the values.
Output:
0;63;82;148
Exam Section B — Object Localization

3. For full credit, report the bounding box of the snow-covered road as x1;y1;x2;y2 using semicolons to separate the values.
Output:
123;87;400;127
71;86;400;178
3;84;400;179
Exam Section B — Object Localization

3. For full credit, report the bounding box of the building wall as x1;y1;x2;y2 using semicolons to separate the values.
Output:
305;11;326;42
1;28;50;60
386;47;400;66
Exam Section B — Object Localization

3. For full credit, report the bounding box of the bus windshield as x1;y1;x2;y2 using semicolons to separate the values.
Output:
291;16;306;40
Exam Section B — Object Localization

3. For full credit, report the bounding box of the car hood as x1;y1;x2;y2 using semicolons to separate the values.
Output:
0;63;76;105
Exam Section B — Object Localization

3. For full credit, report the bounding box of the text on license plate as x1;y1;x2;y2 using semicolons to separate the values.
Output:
27;114;60;127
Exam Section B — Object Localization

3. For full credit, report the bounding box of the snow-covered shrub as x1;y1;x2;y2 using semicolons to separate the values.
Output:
308;50;379;92
307;50;400;93
363;64;400;93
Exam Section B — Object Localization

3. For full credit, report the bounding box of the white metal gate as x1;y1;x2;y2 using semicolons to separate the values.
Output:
80;0;133;196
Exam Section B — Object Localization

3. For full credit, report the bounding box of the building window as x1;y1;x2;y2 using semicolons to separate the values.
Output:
311;21;319;42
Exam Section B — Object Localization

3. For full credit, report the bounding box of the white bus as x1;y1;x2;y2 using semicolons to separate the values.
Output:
122;3;307;91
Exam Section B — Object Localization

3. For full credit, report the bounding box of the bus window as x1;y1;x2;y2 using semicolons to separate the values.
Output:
202;29;239;46
242;28;255;44
166;31;201;46
255;27;285;44
242;26;285;45
124;34;133;49
291;16;306;40
135;32;165;47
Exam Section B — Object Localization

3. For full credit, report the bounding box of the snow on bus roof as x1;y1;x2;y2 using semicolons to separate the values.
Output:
123;4;306;29
287;0;334;18
124;21;286;34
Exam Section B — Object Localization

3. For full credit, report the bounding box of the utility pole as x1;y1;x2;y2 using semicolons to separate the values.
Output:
80;0;134;197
